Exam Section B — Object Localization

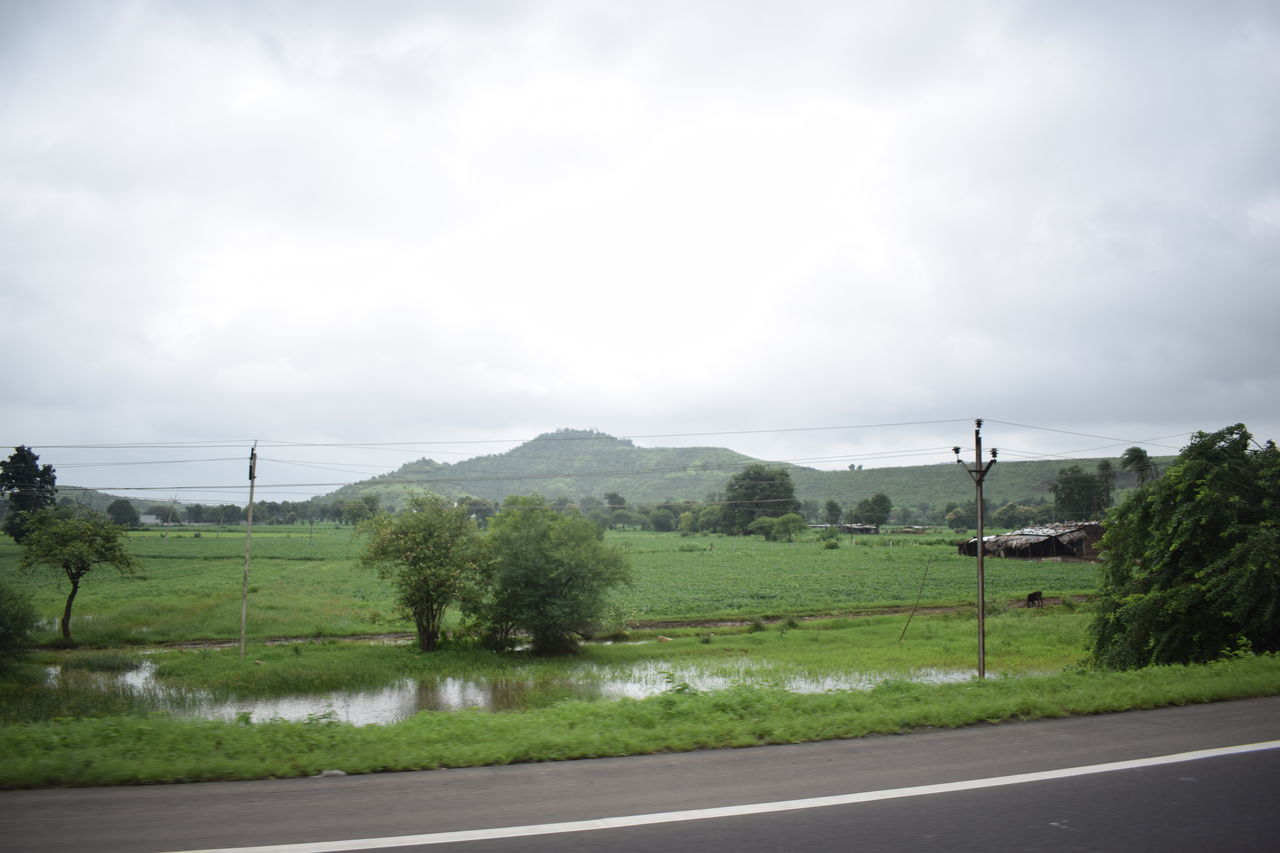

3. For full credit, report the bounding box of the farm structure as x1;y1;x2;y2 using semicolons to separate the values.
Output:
958;522;1103;560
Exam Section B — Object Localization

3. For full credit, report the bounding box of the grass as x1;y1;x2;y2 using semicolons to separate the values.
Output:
3;652;1278;788
0;527;1100;645
4;525;1276;790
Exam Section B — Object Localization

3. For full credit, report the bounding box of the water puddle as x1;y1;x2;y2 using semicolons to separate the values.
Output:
46;659;975;726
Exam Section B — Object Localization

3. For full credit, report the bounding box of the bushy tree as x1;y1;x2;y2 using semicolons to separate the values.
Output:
479;496;630;655
358;495;484;652
1089;424;1280;669
747;513;808;542
852;493;893;526
19;509;137;641
721;465;800;535
0;580;40;668
1051;463;1114;520
1;446;58;543
106;499;141;528
824;500;842;526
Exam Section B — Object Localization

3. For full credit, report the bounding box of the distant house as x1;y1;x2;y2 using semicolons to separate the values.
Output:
958;522;1103;560
841;523;880;535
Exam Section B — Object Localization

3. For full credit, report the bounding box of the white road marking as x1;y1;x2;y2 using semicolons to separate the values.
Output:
164;739;1280;853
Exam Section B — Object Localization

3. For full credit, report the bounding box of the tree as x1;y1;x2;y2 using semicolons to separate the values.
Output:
480;496;630;655
852;493;893;526
678;511;697;535
1119;446;1159;485
721;465;800;535
648;508;676;532
824;500;842;526
106;500;141;528
773;513;809;542
358;495;484;652
19;510;137;641
1051;463;1114;520
1;446;58;543
1089;424;1280;669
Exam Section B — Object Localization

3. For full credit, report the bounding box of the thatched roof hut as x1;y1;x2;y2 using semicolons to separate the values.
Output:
958;522;1103;560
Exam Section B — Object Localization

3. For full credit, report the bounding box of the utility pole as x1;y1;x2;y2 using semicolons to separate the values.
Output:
955;420;997;679
162;496;177;543
239;443;257;659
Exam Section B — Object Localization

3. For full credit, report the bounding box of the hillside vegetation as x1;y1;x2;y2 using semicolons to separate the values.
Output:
319;428;1163;515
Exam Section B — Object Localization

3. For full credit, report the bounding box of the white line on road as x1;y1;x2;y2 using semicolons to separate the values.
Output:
164;739;1280;853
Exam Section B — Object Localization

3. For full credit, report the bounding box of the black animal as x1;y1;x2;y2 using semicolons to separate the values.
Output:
1026;590;1045;608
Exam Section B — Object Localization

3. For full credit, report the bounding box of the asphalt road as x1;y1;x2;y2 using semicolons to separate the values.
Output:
2;696;1279;853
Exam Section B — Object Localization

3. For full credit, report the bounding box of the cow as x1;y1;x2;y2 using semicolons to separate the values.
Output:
1026;590;1045;608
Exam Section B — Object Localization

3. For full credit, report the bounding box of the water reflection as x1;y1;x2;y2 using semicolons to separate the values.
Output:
50;659;976;726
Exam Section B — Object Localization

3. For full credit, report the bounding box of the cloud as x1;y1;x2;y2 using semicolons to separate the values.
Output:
2;0;1278;498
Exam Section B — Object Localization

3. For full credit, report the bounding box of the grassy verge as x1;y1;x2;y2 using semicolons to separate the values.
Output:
3;653;1278;789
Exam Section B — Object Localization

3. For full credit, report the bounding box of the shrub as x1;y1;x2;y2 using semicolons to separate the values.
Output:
0;581;40;668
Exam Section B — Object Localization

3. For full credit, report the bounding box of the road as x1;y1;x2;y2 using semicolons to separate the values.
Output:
2;696;1278;852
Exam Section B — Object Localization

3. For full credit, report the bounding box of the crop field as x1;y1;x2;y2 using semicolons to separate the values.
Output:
0;525;1101;644
612;531;1099;621
5;524;1280;791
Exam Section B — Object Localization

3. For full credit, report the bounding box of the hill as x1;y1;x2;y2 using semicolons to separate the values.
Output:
316;428;1161;518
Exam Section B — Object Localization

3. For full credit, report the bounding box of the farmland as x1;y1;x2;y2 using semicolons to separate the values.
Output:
3;524;1279;789
0;526;1100;645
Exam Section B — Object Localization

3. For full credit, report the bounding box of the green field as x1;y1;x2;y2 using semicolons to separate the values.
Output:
4;523;1279;790
0;526;1100;645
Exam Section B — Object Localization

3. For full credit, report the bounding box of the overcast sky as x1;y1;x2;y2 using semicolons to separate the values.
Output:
3;1;1278;504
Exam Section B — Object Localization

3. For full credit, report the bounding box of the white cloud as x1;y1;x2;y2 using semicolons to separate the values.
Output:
2;0;1278;498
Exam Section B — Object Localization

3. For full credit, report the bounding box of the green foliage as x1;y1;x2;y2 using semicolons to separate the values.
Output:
745;512;807;541
358;495;484;651
1119;446;1159;485
990;501;1049;529
18;510;137;641
106;500;140;528
0;580;39;667
0;446;58;543
1051;463;1114;520
481;497;631;654
851;493;893;526
722;464;801;535
1090;424;1280;669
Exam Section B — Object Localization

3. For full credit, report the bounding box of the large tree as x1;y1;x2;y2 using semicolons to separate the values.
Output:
358;495;485;652
19;510;137;641
720;464;800;535
1050;463;1114;520
479;496;630;655
0;446;58;543
851;493;893;526
1089;424;1280;669
106;499;141;528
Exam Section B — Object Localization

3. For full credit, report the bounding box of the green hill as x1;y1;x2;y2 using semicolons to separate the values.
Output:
316;428;1163;518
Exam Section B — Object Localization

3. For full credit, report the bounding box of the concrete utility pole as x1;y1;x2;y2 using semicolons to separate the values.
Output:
955;420;997;679
239;443;257;659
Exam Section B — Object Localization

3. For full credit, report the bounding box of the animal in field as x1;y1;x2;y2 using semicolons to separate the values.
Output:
1026;590;1045;608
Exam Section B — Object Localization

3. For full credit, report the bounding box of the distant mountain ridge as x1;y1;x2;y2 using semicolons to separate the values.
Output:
317;428;1157;515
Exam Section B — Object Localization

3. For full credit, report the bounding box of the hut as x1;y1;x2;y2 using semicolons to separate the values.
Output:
958;522;1103;560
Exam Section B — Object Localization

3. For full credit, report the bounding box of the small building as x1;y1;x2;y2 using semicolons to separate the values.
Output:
841;523;880;535
958;522;1103;560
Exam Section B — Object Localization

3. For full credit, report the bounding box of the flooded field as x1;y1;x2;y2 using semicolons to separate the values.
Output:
46;658;975;726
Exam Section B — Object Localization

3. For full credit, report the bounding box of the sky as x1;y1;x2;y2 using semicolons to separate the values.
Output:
3;0;1278;506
